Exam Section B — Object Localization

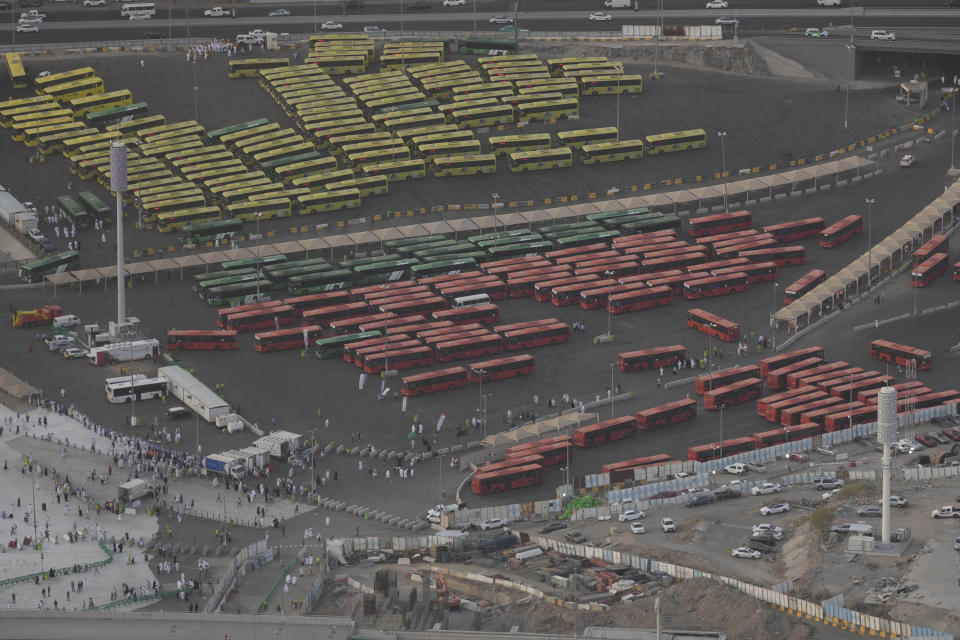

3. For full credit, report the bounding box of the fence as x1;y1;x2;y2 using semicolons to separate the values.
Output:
821;403;958;447
301;571;327;616
0;540;113;590
903;464;960;482
257;546;306;613
206;537;271;613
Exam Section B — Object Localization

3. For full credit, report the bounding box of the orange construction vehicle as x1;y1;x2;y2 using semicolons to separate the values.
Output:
11;305;63;328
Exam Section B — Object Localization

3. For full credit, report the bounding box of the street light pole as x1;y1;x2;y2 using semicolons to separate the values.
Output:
844;44;855;130
255;212;263;300
609;363;615;419
865;198;875;288
951;90;957;171
718;131;728;212
615;73;621;140
605;270;613;340
473;0;477;32
771;282;779;348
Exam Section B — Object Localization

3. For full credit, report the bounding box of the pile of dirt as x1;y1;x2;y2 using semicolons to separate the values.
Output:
780;519;822;582
482;577;813;640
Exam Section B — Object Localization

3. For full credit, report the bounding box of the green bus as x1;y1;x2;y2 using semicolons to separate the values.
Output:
221;254;288;271
264;263;335;284
408;257;479;278
76;191;111;223
396;238;458;257
21;250;80;283
411;243;477;260
85;102;149;130
336;254;401;269
458;39;520;56
56;195;93;230
553;230;621;249
485;240;553;259
179;218;244;246
264;257;330;277
384;236;447;252
618;215;683;235
314;330;381;359
541;222;605;239
585;208;652;228
192;267;257;292
352;258;420;285
206;279;278;307
468;229;529;245
475;233;542;249
287;268;354;295
207;119;273;143
197;273;261;300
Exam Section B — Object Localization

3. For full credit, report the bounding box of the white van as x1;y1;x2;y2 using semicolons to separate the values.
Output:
816;0;840;5
453;293;490;307
603;0;631;7
53;314;80;328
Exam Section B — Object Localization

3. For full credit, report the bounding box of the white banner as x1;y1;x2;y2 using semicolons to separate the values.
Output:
302;328;309;350
437;413;446;431
401;395;408;413
359;373;367;390
380;387;391;400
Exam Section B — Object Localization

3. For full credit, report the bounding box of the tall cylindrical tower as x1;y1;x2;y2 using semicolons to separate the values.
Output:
876;386;898;544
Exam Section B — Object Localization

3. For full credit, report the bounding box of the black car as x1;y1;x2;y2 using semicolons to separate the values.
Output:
540;521;567;534
857;506;882;518
0;1;11;10
744;540;775;554
947;0;959;7
143;31;163;39
564;531;587;544
714;486;741;500
18;0;41;7
686;493;715;507
749;533;779;545
407;0;430;8
166;406;191;420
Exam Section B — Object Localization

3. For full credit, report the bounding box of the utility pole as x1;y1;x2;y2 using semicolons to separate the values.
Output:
718;131;728;212
865;198;874;287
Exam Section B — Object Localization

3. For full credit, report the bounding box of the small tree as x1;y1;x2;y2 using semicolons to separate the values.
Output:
809;507;833;539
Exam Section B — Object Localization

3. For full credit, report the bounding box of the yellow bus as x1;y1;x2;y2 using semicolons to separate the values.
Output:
509;147;572;172
266;74;333;99
560;62;624;77
378;112;445;131
580;139;645;165
4;53;28;90
241;136;306;163
451;86;514;102
143;195;208;223
411;130;475;148
293;97;359;119
66;89;133;119
169;148;233;169
353;81;417;99
422;75;482;100
312;45;376;65
546;57;609;76
345;146;411;169
136;184;202;205
643;129;707;154
370;106;432;126
297;188;361;214
312;122;377;147
11;116;73;142
208;177;272;200
556;127;619;150
226;197;293;221
477;53;540;66
326;175;387;198
408;61;468;77
10;108;74;126
259;62;324;79
451;104;514;129
579;74;644;96
502;93;564;109
24;121;85;148
42;77;105;102
517;83;579;99
360;158;426;182
107;114;166;136
306;56;366;76
430;153;497;177
138;120;201;141
156;206;221;233
236;128;298;152
130;176;186;197
344;72;406;89
227;58;290;79
142;125;205;145
416;139;481;160
219;183;287;205
284;94;353;117
72;154;110;180
379;52;442;68
140;137;205;159
487;133;551;157
328;131;393;155
278;86;344;105
38;126;98;155
297;105;364;124
341;138;407;157
221;123;280;147
394;123;458;143
364;94;427;115
308;33;373;45
292;169;355;192
273;156;338;183
34;66;96;93
183;163;249;183
253;141;316;167
361;87;422;104
485;65;548;80
104;167;172;189
0;100;59;127
302;116;367;137
516;98;579;122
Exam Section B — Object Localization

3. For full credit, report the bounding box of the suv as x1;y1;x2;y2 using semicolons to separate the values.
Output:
687;493;714;507
479;518;506;531
83;0;107;5
564;531;587;544
870;29;895;41
661;517;676;532
813;477;844;490
166;406;191;420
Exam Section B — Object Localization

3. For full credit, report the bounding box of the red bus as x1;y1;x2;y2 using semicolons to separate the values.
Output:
534;275;600;302
608;285;673;314
703;377;764;410
352;339;422;367
857;380;927;404
912;234;949;266
616;345;686;372
900;390;960;411
421;329;492;346
254;325;325;352
682;272;750;300
357;315;428;333
779;396;844;427
418;322;484;340
711;261;778;284
302;301;372;326
507;440;570;467
687;436;756;462
817;370;879;393
343;333;411;364
573;254;642;272
911;252;949;288
617;240;690;259
695;364;762;395
506;434;570;457
508;264;570;281
621;269;685;283
765;356;825;390
601;453;672;474
431;303;501;326
329;312;399;335
786;361;849;389
784;269;826;304
824;405;877;432
416;272;483;288
400;366;468;396
694;229;759;252
477;454;545;474
167;329;239;351
818;214;863;248
216;300;284;328
482;256;549;275
636;397;698;430
686;257;751;274
799;367;862;391
283;291;353;316
640;251;706;273
573;415;638;448
576;261;641;279
756;386;816;418
640;245;709;262
712;234;777;256
506;267;572;297
364;289;435;307
545;242;609;262
954;259;960;281
645;272;698;295
830;375;894;401
687;308;740;342
753;422;824;447
226;304;297;332
362;345;435;374
503;323;571;350
687;210;753;237
802;402;864;428
467;354;535;382
439;280;508;301
758;346;826;376
381;320;452;335
471;464;543;494
493;318;560;334
579;282;647;310
869;339;931;370
434;333;504;361
350;279;419;298
551;279;614;306
612;229;677;248
378;297;448;316
762;391;828;423
739;246;806;266
762;217;825;243
555;250;620;267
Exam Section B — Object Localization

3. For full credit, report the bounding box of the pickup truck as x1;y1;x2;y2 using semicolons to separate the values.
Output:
723;463;747;475
930;505;960;518
20;8;44;18
203;6;232;17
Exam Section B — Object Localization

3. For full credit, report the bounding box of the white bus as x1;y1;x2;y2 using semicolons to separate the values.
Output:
88;338;160;366
120;2;156;17
106;377;167;403
104;373;147;395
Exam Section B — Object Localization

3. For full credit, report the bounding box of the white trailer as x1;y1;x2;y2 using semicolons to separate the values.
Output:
88;338;160;366
254;430;303;460
158;365;229;423
238;446;270;469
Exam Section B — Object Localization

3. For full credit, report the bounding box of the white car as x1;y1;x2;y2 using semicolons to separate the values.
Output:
27;228;45;242
705;0;728;7
731;547;761;559
804;28;828;38
751;483;782;496
752;524;783;536
268;8;290;16
82;0;106;6
589;12;612;21
899;154;916;167
661;517;676;532
715;16;739;25
488;15;513;24
203;7;232;17
870;29;895;41
888;495;908;507
479;518;506;530
618;509;645;522
442;0;466;5
760;503;790;516
17;14;42;22
321;21;344;30
630;522;646;534
16;21;39;31
248;29;269;38
62;347;88;359
363;25;385;33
